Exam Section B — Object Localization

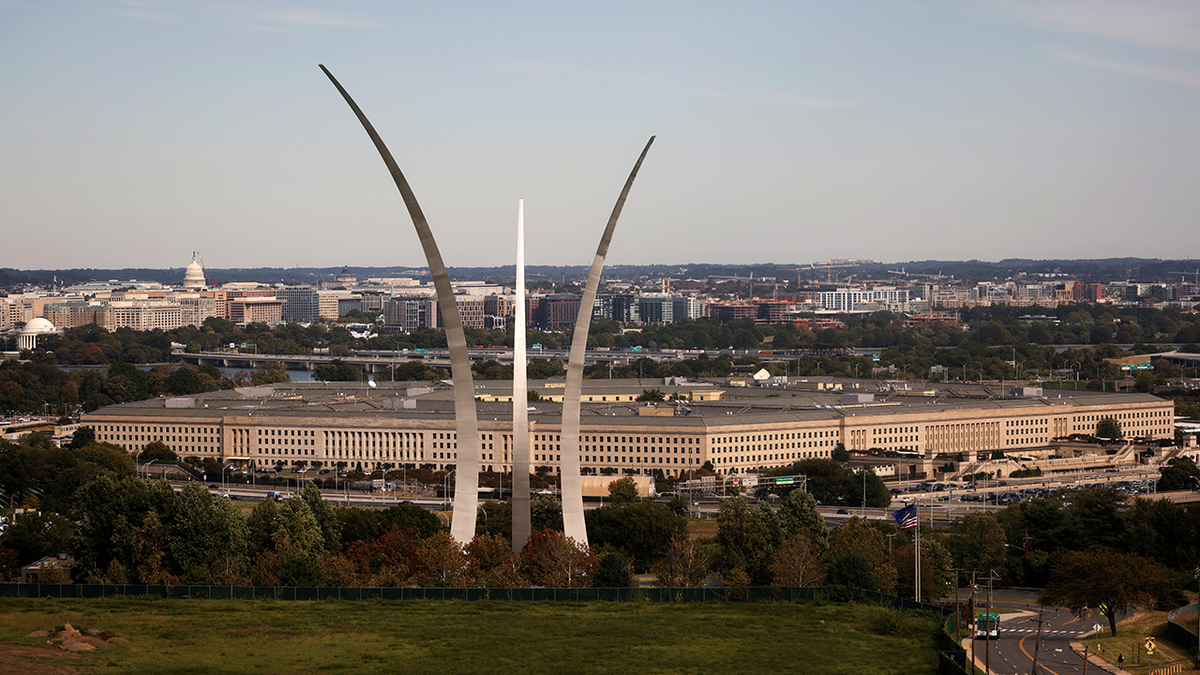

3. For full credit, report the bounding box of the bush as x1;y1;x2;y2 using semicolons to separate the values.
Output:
592;552;633;588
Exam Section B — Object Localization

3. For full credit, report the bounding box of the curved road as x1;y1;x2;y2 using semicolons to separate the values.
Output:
966;593;1103;675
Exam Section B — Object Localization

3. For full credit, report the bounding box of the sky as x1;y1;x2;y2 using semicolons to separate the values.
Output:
3;1;1199;271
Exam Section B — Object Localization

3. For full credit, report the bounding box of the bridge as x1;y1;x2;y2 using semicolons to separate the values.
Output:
175;347;663;373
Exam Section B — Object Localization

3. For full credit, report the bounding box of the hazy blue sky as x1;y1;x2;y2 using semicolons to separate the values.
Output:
3;1;1199;270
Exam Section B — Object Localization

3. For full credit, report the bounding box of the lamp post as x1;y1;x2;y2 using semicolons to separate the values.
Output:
861;469;867;516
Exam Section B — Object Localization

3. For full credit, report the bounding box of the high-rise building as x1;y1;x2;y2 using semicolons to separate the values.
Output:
277;287;320;323
383;297;439;332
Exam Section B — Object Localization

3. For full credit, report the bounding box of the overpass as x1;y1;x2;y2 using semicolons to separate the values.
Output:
174;347;665;374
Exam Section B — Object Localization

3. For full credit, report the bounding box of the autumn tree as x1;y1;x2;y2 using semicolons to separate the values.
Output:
651;537;712;587
465;532;521;587
892;538;953;602
1039;547;1177;636
518;529;595;587
417;531;467;587
826;516;896;593
770;533;825;587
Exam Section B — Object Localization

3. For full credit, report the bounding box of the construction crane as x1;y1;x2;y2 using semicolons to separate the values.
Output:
1166;269;1200;285
807;259;873;283
196;253;219;288
887;268;943;279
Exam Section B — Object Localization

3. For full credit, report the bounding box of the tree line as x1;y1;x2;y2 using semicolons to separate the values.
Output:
1;431;1196;617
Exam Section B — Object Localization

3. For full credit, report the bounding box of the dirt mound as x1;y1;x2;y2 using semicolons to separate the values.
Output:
0;644;82;675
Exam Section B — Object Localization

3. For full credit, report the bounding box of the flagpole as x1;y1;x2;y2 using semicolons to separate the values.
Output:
915;510;921;601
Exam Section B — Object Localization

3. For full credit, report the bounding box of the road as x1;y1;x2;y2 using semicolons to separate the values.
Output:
965;592;1099;675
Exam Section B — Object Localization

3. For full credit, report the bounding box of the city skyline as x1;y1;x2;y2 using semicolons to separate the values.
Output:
4;1;1200;270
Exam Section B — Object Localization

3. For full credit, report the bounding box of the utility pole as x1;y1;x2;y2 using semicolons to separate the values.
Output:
970;571;977;670
986;571;994;675
1030;605;1047;675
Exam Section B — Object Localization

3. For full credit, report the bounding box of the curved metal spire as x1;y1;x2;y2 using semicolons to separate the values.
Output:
512;199;531;552
319;64;482;545
560;136;655;547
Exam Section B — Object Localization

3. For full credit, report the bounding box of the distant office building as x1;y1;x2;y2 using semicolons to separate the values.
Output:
278;287;320;323
535;294;582;329
44;301;101;330
227;297;282;326
435;296;486;329
672;297;703;321
484;294;515;319
179;296;218;327
102;302;185;331
338;295;362;318
707;303;757;323
383;297;439;332
317;291;341;320
637;295;673;324
819;287;909;312
594;293;639;324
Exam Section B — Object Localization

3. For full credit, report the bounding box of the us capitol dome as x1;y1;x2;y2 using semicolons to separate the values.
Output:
183;253;207;289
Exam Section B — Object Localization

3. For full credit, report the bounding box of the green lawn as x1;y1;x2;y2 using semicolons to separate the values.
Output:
0;597;946;674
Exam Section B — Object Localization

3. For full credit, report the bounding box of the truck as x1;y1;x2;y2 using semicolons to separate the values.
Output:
975;612;1000;639
265;491;284;503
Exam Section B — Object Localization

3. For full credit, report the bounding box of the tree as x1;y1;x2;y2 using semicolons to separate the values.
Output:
635;388;665;402
606;476;638;504
893;538;953;602
831;443;849;462
138;440;177;463
519;529;595;587
68;426;95;450
299;483;341;555
1038;547;1177;636
778;489;828;550
530;494;563;533
0;510;73;565
774;459;889;507
585;502;687;572
946;512;1007;574
312;359;363;382
826;516;896;593
1096;416;1121;439
770;533;825;587
162;482;249;583
251;363;290;385
825;553;878;591
1157;457;1200;492
651;537;711;587
592;551;633;588
464;532;520;587
416;531;467;587
716;498;781;585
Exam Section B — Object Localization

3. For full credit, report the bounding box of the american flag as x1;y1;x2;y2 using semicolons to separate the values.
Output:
891;504;918;530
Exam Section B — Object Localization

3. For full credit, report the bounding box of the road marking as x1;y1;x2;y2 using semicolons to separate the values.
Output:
1020;634;1063;675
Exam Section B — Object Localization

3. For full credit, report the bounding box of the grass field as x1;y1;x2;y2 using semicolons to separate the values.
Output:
0;597;946;674
1083;610;1200;673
